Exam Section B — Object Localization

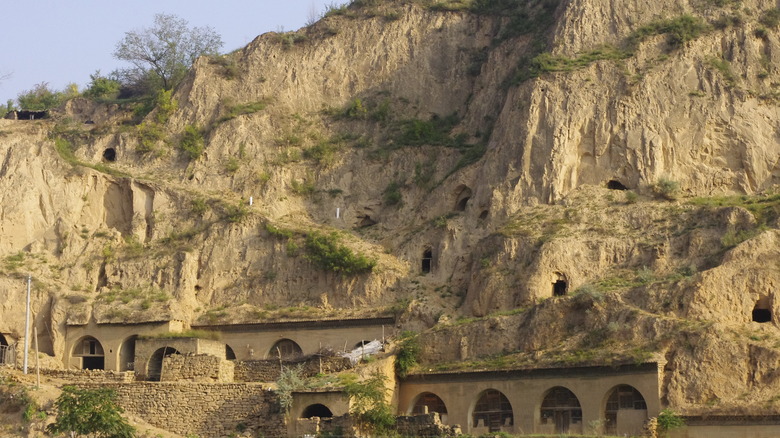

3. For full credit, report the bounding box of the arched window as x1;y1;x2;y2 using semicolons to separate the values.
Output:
269;339;302;360
541;387;582;433
604;385;647;435
473;389;513;432
301;404;333;418
119;335;137;371
412;392;448;422
147;347;180;381
72;336;105;370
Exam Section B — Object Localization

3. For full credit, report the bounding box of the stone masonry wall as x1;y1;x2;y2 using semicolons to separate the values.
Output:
235;355;352;382
161;354;234;382
40;368;135;383
79;382;285;438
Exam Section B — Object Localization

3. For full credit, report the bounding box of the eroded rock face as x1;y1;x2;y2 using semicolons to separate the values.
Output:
0;0;778;416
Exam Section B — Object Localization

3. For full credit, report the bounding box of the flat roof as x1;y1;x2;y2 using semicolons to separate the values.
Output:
404;362;660;382
192;316;396;332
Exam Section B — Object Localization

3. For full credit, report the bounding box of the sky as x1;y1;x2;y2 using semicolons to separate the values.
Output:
0;0;338;105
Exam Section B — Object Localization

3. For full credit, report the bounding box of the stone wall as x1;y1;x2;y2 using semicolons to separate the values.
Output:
79;382;285;438
234;355;351;382
161;354;234;382
40;368;135;383
395;413;460;437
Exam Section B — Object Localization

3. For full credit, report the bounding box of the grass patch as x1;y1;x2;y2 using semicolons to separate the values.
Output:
178;124;205;160
304;231;376;275
217;99;271;124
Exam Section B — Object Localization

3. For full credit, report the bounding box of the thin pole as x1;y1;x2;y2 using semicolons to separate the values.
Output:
34;325;40;387
23;274;30;374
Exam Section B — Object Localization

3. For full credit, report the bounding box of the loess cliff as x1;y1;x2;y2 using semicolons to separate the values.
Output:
0;0;779;418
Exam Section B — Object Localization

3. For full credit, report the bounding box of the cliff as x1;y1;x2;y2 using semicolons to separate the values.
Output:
0;0;778;418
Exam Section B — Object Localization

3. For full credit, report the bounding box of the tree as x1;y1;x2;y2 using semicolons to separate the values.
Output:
113;13;223;93
47;386;136;438
16;82;71;111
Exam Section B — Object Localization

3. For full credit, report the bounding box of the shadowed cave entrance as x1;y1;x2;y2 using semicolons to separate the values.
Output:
302;404;333;419
753;295;772;323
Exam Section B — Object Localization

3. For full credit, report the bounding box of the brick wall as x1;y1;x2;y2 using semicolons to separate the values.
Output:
79;382;286;438
161;354;234;382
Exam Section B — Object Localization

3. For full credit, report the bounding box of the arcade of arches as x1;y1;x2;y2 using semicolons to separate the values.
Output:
398;364;659;436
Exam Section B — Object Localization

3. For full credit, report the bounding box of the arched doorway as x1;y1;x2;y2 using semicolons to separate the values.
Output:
72;336;105;370
269;339;302;360
604;385;647;435
541;386;582;434
473;389;513;432
147;347;180;381
226;344;236;360
412;392;448;423
119;335;137;371
301;404;333;418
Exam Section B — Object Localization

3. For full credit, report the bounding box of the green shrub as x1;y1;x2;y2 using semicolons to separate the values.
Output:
17;82;68;111
303;138;343;166
397;114;458;146
153;89;178;124
191;198;208;215
708;56;737;85
274;366;305;411
266;223;294;239
83;71;121;100
625;190;638;204
304;231;376;275
760;8;780;28
384;181;403;206
224;157;240;173
394;331;420;378
629;15;709;49
47;386;136;438
657;408;685;436
343;98;368;119
653;177;680;200
136;121;166;154
217;100;270;123
224;203;249;223
340;373;395;434
179;124;205;159
291;178;316;196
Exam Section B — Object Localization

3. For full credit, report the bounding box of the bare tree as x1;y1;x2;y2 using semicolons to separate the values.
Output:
114;14;223;92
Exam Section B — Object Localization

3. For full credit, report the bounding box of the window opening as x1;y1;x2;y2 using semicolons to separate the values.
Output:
541;387;582;434
473;389;513;432
270;339;302;360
